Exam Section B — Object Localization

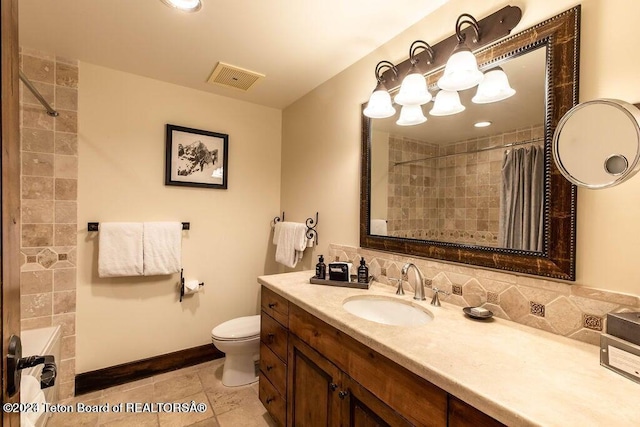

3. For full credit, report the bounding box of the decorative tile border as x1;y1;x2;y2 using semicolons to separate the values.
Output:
329;243;640;346
487;291;499;304
530;302;545;317
583;314;603;331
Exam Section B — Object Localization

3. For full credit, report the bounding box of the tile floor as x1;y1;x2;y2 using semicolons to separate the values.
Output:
46;358;276;427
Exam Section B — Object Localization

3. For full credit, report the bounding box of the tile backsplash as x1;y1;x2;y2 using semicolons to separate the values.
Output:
329;243;640;346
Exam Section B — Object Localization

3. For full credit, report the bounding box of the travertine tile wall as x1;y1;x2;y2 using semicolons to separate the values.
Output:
387;136;439;238
330;243;640;346
387;125;544;246
435;124;544;246
19;48;78;400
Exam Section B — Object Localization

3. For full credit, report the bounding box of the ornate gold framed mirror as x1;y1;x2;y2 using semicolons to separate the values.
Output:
360;7;580;280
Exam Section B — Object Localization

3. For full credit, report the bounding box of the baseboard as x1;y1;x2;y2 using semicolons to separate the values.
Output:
74;344;224;396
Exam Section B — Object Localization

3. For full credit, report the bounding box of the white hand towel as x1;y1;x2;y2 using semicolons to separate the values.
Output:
98;222;144;278
371;219;388;236
274;222;308;268
143;222;182;276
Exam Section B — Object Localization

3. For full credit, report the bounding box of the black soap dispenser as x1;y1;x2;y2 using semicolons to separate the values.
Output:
357;257;369;283
316;255;326;280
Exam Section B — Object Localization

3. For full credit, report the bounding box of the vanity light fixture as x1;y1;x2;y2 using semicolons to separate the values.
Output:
429;90;465;116
396;105;427;126
472;67;516;104
437;14;484;92
364;6;522;125
394;41;434;106
363;61;398;119
474;121;492;128
160;0;202;12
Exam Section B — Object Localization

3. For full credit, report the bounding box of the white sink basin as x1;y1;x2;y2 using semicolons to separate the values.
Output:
342;295;433;326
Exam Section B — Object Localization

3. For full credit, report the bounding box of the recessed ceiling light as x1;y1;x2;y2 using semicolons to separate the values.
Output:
474;121;492;128
160;0;202;12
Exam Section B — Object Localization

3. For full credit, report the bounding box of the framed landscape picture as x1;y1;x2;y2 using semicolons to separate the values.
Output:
165;124;228;189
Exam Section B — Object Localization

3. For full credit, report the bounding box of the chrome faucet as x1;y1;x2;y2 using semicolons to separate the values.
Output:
401;263;426;301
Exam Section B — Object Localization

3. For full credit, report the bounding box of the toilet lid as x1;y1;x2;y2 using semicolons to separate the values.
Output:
211;315;260;341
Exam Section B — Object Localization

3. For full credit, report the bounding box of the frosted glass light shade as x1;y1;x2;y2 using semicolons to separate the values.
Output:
437;44;483;91
396;105;427;126
472;67;516;104
429;90;465;116
160;0;202;12
364;90;396;119
394;73;432;106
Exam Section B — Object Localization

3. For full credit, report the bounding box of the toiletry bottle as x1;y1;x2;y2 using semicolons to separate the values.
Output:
316;255;326;279
357;257;369;283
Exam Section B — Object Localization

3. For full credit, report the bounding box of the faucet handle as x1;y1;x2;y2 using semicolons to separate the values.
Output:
390;278;404;295
430;287;449;307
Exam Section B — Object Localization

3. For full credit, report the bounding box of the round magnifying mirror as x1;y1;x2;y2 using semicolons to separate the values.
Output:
552;99;640;188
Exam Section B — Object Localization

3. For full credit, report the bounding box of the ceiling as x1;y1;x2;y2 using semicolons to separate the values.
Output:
18;0;449;109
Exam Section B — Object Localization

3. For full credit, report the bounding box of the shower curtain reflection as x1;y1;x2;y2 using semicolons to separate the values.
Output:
499;145;544;251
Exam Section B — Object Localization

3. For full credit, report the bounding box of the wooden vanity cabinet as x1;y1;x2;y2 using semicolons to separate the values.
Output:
288;334;413;427
259;286;504;427
259;287;290;426
447;396;505;427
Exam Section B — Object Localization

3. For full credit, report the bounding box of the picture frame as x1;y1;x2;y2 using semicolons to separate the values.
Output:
165;124;229;189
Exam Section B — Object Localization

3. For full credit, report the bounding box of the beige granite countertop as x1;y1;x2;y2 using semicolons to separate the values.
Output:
258;271;640;427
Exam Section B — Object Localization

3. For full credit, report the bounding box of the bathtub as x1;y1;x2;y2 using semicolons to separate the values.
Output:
20;326;61;427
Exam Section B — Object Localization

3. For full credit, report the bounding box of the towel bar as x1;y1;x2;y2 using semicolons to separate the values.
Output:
271;211;319;245
88;222;190;231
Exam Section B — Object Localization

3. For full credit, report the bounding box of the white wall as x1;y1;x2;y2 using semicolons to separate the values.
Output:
77;63;281;372
281;0;640;297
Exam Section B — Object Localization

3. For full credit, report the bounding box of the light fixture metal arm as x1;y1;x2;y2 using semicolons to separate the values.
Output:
374;60;398;85
409;40;434;66
455;13;480;43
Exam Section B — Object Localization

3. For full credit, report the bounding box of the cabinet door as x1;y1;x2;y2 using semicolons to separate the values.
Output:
287;336;341;427
341;376;413;427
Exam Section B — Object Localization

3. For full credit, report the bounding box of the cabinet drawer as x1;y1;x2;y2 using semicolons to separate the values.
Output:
261;286;289;327
259;374;286;427
260;342;286;397
261;311;288;362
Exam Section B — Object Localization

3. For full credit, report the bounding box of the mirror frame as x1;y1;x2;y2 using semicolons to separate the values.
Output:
360;7;580;281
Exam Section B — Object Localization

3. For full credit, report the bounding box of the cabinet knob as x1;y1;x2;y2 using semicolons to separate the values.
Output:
268;302;277;308
338;390;349;400
266;365;274;371
267;333;275;342
266;397;274;404
329;383;338;391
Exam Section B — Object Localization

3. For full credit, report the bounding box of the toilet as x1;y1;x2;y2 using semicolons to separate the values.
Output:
211;315;261;387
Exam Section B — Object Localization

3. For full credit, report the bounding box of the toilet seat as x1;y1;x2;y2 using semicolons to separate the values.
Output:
211;315;260;341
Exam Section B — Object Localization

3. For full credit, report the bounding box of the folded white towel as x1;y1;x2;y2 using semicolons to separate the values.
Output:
143;222;182;276
98;222;144;278
274;222;308;268
371;219;388;236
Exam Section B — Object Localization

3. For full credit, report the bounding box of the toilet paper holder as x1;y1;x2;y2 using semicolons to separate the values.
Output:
180;268;204;302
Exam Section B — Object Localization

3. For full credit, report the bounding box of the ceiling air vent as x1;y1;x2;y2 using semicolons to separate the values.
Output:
207;62;265;92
